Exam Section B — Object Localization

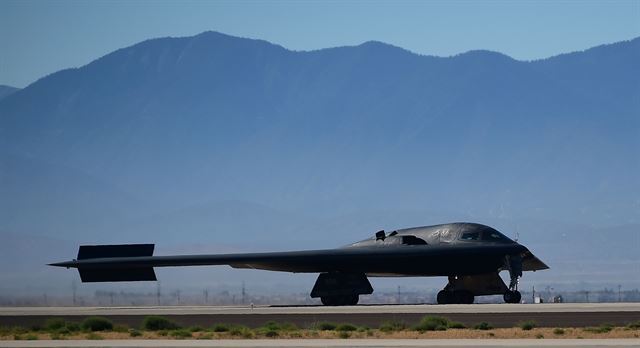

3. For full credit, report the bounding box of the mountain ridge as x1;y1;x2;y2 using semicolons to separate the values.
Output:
0;31;638;291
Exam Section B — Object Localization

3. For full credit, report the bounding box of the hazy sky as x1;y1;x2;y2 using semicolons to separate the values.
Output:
1;0;639;88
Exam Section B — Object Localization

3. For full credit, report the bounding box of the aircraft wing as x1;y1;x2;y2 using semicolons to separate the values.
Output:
49;243;542;282
48;244;432;282
521;249;550;271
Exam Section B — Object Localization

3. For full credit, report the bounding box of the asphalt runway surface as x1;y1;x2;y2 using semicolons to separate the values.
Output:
2;339;640;348
2;303;640;329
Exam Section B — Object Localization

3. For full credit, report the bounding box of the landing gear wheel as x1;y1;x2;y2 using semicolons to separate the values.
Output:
503;290;521;304
454;290;475;304
437;290;452;304
346;294;359;305
320;294;359;306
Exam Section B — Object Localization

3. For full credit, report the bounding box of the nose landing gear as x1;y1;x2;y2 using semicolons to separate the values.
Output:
503;289;521;304
503;254;523;304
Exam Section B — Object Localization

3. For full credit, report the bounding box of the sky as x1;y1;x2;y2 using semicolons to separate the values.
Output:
1;0;639;88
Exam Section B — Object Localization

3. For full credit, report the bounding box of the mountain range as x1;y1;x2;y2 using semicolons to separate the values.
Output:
0;31;638;295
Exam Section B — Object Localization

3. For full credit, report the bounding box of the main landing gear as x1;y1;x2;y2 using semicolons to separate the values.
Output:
437;289;474;304
311;272;373;306
320;294;359;306
435;269;524;304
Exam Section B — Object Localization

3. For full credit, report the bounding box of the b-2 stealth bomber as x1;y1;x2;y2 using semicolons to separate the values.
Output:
50;222;548;305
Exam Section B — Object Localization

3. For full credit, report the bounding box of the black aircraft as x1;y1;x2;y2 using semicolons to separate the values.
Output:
50;222;548;305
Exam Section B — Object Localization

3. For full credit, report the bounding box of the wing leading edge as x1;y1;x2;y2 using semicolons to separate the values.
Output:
50;243;532;282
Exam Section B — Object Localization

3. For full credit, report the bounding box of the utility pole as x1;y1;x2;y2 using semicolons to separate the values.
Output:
156;282;161;306
72;280;77;306
241;282;246;305
585;290;590;303
397;286;401;304
532;286;535;303
618;285;622;302
204;289;209;305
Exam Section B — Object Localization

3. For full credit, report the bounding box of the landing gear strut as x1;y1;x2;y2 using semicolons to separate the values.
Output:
503;254;523;303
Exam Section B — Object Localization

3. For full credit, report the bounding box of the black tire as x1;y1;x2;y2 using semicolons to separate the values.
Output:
503;290;522;304
321;295;359;306
437;290;451;304
449;290;474;304
321;296;337;306
457;290;475;304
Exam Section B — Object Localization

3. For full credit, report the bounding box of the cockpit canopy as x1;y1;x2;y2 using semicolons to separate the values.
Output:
347;223;513;248
459;227;510;242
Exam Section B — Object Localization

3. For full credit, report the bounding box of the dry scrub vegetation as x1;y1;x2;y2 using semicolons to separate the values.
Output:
1;316;639;340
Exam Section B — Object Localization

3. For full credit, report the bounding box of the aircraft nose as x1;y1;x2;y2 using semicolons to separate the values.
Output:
48;260;78;268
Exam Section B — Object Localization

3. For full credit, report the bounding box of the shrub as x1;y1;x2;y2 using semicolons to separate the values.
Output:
11;326;28;335
338;331;351;339
129;329;142;337
45;318;66;331
278;322;298;331
25;334;38;340
85;332;103;340
142;316;179;331
584;324;613;334
229;325;253;338
448;321;466;329
261;321;280;331
188;326;204;332
414;316;450;332
50;333;63;340
81;317;113;332
473;322;493;330
379;320;407;332
54;327;71;335
627;321;640;329
553;328;565;335
263;329;279;337
66;322;81;332
0;326;9;336
113;325;129;333
198;332;213;339
519;320;536;331
357;326;370;332
336;323;358;332
169;329;192;339
211;323;230;332
536;333;544;339
313;322;337;330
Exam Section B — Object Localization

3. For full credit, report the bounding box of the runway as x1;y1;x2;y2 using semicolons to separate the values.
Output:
1;339;640;348
2;303;639;328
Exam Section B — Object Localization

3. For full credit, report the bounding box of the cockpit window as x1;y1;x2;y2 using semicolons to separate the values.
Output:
482;230;507;241
460;232;480;241
402;235;427;245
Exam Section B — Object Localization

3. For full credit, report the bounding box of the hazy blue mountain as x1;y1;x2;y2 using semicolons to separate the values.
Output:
1;32;638;294
0;85;19;101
